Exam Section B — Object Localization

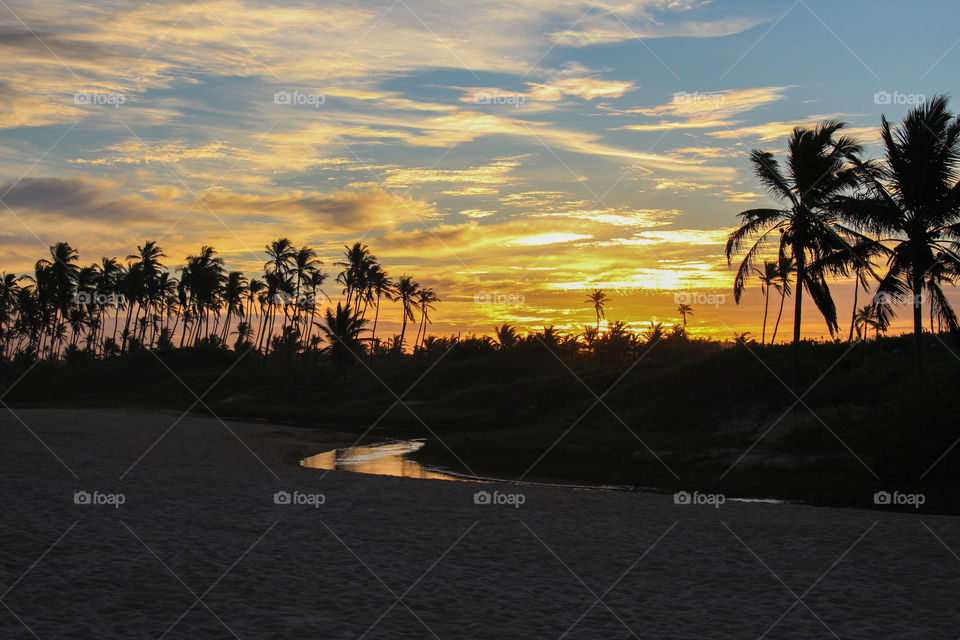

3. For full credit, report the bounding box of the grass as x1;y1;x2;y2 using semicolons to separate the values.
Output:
3;335;959;512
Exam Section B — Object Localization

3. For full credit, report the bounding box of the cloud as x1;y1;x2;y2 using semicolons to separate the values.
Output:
617;86;791;132
198;188;439;232
0;177;168;222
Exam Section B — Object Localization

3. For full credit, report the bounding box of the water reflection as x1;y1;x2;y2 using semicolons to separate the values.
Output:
300;440;464;481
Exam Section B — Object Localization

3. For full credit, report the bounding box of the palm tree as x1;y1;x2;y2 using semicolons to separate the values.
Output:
727;121;866;375
315;303;368;379
494;323;518;349
366;265;393;353
642;321;664;343
676;303;693;328
842;96;960;376
413;287;439;350
585;288;609;331
393;275;419;352
769;255;795;344
755;261;780;344
220;271;248;342
336;242;374;312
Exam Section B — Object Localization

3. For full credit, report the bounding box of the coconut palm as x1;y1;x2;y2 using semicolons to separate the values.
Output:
413;287;439;350
676;303;693;328
842;96;960;375
585;288;609;331
727;121;867;374
494;323;518;349
336;242;374;311
393;275;419;352
366;265;393;353
769;255;795;344
315;302;368;379
755;261;780;344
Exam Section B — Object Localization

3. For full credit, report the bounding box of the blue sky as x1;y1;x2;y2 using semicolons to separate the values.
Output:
2;0;959;337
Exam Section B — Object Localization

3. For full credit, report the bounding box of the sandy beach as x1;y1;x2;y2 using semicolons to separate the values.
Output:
1;408;958;639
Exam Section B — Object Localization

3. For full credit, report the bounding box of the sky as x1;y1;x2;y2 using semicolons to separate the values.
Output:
2;0;959;341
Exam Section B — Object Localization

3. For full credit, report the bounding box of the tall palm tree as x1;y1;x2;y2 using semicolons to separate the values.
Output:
676;303;693;328
769;255;795;344
393;275;419;352
220;271;248;342
413;287;439;350
842;96;960;376
585;288;609;331
727;121;866;374
336;242;374;311
755;261;780;344
366;265;393;352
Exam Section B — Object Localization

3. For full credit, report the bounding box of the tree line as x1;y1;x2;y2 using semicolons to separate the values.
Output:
0;239;439;367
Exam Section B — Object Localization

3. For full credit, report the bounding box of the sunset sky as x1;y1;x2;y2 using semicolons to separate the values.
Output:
2;0;959;340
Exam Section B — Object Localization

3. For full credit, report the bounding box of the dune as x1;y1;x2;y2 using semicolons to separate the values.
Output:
1;408;957;638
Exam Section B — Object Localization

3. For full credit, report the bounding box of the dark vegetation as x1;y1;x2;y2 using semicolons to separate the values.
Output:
3;333;958;512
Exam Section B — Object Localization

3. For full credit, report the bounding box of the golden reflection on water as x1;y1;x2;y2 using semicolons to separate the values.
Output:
300;441;462;481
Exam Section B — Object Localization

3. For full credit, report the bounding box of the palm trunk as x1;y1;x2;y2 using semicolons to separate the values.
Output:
792;252;805;389
848;275;859;343
771;288;786;344
761;287;770;345
913;279;924;381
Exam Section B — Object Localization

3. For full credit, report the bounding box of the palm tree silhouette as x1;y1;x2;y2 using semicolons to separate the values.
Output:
413;287;439;350
315;302;368;379
366;265;393;353
494;323;518;349
676;303;693;328
769;255;794;344
842;96;960;376
727;121;866;377
393;275;419;353
585;288;609;331
755;261;779;344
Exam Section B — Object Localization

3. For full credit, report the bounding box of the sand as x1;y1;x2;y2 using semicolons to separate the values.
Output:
1;408;958;639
